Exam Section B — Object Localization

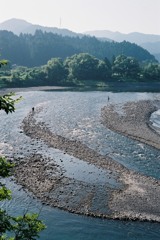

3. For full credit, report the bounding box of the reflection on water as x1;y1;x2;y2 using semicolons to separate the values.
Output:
0;90;160;239
45;149;119;187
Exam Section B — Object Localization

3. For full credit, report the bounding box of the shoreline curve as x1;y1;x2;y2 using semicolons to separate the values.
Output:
13;100;160;222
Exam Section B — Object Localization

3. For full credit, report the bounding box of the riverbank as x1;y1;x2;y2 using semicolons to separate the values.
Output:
101;100;160;150
1;81;160;95
0;86;69;95
13;101;160;222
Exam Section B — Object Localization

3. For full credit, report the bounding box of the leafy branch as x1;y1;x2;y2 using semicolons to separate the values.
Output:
0;93;22;114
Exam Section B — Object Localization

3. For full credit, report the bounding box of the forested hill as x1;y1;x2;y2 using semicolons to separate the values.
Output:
0;30;156;67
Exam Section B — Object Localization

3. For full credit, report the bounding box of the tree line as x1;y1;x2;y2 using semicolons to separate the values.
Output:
0;53;159;88
0;30;157;68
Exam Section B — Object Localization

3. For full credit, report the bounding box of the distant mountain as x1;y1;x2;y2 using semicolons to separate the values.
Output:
85;30;160;44
154;53;160;62
140;41;160;63
85;30;160;62
0;29;156;67
0;19;157;66
0;18;80;37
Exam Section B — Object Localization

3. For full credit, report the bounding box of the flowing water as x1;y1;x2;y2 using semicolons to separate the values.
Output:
0;89;160;239
150;109;160;134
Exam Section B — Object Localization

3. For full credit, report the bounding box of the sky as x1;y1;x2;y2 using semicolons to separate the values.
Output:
0;0;160;35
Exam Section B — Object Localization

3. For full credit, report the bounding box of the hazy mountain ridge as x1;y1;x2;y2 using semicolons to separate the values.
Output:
140;41;160;53
0;18;80;37
2;18;160;44
85;30;160;62
85;30;160;44
1;18;160;62
0;18;157;66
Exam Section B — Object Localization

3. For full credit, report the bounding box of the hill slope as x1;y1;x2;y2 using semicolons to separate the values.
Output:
85;30;160;44
0;19;157;67
0;18;79;37
85;30;160;62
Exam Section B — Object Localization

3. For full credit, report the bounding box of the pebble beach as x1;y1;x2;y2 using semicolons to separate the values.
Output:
13;99;160;222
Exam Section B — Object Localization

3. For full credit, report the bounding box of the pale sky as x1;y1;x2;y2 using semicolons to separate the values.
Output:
0;0;160;35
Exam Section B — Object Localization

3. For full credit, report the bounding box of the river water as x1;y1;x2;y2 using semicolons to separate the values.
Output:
0;89;160;239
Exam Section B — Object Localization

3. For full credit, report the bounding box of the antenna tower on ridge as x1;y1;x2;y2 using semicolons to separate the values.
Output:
59;17;62;28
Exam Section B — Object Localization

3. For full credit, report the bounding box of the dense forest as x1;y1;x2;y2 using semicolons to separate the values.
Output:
0;30;157;67
0;30;159;88
0;52;160;88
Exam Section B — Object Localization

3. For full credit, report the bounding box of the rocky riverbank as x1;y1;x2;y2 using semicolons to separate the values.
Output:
101;100;160;149
13;100;160;222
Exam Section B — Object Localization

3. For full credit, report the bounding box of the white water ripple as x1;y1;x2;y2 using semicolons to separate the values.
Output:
150;109;160;134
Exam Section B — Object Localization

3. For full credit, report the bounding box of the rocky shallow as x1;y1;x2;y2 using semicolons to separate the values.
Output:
13;100;160;222
101;100;160;149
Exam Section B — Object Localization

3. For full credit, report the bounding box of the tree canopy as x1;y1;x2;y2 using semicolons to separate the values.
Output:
112;55;140;79
0;30;156;67
0;53;160;88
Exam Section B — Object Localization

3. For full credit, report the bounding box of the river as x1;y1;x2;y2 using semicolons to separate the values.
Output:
0;89;160;239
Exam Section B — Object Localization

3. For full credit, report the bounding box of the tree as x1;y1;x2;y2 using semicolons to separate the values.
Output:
142;63;160;80
64;53;111;81
0;30;156;68
0;59;46;239
97;59;112;80
0;92;22;114
112;54;140;79
44;58;67;84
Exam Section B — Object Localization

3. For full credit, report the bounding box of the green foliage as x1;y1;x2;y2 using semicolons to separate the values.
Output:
0;157;14;178
11;213;46;240
0;60;22;104
0;185;12;201
0;208;46;239
64;53;111;82
45;58;67;84
0;59;46;238
9;66;47;87
0;93;22;114
142;63;160;80
0;30;156;68
0;157;14;201
0;142;46;240
0;60;8;68
0;209;13;235
1;54;159;88
112;54;140;79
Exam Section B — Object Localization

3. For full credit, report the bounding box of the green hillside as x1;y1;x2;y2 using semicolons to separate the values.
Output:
0;30;156;67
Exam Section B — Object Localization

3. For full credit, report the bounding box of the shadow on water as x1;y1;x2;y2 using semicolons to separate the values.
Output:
43;82;160;93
